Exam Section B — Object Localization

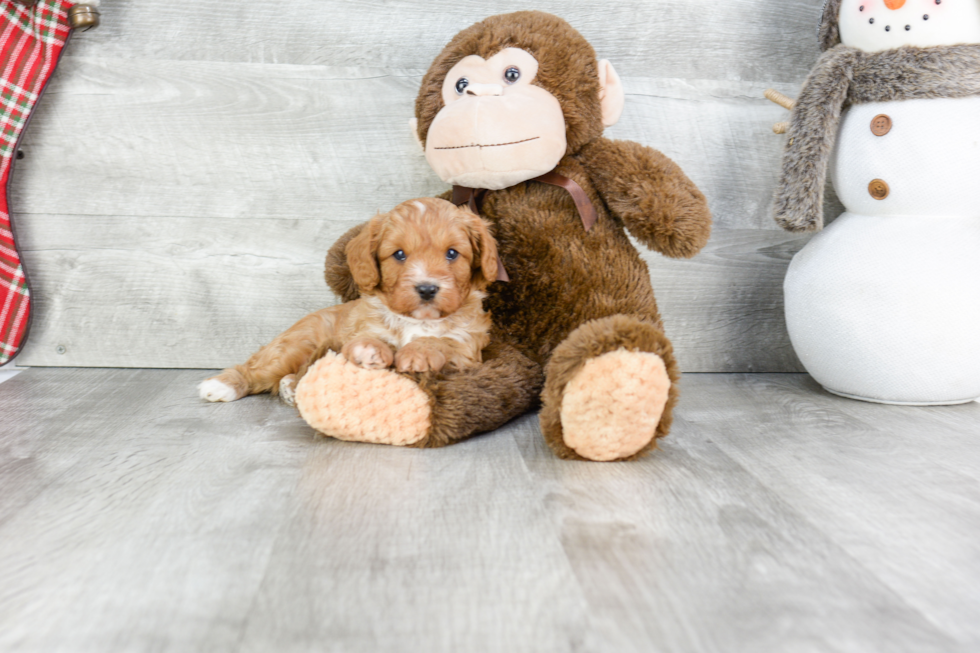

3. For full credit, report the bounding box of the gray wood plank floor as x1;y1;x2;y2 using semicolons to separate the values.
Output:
1;369;978;652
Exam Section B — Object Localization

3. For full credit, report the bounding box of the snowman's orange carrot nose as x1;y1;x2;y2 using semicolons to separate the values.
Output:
884;0;906;9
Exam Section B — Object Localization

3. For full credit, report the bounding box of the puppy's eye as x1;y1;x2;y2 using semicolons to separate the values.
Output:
393;250;407;261
504;67;520;84
446;249;459;261
454;78;469;95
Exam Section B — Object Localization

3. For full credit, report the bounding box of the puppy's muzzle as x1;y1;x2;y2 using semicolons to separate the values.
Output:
415;284;439;302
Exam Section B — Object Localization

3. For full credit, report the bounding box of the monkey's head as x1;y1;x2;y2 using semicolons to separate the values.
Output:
412;11;625;190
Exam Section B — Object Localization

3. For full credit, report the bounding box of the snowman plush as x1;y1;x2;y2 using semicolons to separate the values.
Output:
770;0;980;405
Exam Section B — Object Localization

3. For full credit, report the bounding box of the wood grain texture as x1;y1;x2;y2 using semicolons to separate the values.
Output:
0;369;589;652
11;59;444;222
2;369;978;652
66;0;823;82
13;215;808;371
0;367;22;384
6;1;839;371
513;376;980;653
12;59;809;229
236;426;590;653
680;375;980;645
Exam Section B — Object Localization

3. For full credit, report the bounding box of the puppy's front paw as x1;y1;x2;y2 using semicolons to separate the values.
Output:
395;343;447;373
279;374;298;407
198;378;240;402
341;338;394;370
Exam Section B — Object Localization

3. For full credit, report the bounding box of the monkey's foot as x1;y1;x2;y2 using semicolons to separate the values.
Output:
294;351;430;445
560;349;670;461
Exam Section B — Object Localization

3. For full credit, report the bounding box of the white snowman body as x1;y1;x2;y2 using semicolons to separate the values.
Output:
783;0;980;404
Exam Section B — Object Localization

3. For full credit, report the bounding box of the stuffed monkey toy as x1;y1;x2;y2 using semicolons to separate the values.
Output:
296;11;712;460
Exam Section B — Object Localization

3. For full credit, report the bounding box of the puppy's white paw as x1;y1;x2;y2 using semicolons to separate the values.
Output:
350;343;390;370
198;378;240;402
279;375;297;407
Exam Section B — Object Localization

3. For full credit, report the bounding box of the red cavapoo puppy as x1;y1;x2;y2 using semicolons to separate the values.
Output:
199;197;498;405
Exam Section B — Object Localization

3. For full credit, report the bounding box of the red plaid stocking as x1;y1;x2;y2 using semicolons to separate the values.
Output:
0;0;71;365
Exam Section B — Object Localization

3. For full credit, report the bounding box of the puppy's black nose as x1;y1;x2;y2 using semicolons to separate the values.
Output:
415;284;439;302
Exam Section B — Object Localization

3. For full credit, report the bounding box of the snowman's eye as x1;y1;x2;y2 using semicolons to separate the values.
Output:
923;14;929;20
859;5;864;10
870;17;875;23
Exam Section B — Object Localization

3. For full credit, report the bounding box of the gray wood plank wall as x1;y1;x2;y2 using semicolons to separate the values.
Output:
11;0;843;371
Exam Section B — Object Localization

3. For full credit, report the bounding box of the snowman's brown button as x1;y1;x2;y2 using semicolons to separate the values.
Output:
868;179;890;199
870;114;892;136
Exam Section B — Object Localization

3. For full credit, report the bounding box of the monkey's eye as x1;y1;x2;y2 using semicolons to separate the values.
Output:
504;67;520;84
393;250;407;261
446;249;459;261
454;78;469;95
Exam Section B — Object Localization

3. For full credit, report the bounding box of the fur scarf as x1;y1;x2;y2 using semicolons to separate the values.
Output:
773;43;980;232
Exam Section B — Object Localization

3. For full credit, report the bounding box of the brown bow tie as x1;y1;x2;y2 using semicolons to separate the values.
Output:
452;171;599;282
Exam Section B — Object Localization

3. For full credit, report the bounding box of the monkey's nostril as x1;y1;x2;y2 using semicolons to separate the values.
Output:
416;284;439;301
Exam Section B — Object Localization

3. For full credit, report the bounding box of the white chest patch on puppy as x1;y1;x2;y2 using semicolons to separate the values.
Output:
364;295;481;349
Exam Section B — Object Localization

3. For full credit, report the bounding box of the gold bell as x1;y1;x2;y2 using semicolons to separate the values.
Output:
68;4;101;31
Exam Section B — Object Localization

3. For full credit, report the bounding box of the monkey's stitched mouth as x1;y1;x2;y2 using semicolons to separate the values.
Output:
433;137;539;150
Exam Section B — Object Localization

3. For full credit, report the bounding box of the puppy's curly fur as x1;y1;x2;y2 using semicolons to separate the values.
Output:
199;198;497;404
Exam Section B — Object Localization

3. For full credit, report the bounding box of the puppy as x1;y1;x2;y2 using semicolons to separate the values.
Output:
198;197;498;405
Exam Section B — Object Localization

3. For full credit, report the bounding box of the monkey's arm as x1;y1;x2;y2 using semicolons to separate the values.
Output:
579;138;712;259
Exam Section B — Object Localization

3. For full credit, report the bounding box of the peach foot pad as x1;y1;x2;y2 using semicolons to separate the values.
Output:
295;352;431;446
560;349;670;461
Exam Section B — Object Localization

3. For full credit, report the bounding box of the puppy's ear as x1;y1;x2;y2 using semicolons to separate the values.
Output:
345;214;384;292
462;213;499;288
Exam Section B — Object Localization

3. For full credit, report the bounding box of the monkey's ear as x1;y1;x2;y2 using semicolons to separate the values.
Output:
463;214;499;289
408;117;424;152
345;214;383;292
597;60;624;127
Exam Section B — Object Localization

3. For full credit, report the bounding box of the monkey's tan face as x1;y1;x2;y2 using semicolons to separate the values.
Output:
424;48;567;190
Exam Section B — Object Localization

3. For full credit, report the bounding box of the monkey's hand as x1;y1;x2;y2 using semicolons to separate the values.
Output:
579;137;712;259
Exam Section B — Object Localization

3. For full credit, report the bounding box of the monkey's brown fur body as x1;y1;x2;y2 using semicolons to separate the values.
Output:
323;12;712;460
